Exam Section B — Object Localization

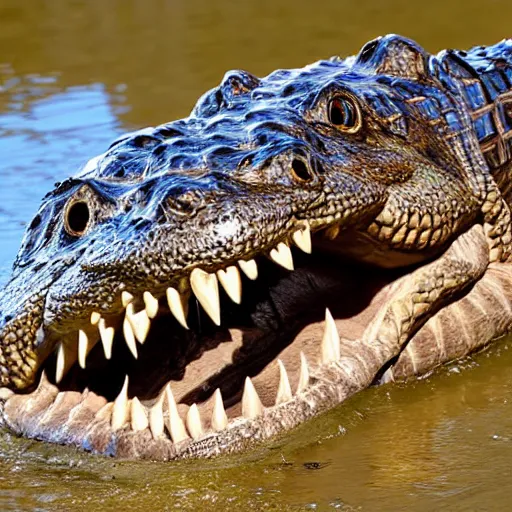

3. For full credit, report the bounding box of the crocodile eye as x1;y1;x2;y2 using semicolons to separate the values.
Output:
64;200;90;236
328;96;362;133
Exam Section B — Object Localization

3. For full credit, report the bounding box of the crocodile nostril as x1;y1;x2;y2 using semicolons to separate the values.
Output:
290;158;314;183
314;160;326;175
132;135;160;149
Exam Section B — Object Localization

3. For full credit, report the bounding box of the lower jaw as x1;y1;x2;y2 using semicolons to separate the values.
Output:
0;315;385;461
2;256;512;460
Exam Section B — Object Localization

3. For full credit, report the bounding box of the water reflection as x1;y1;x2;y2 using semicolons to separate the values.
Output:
0;74;123;280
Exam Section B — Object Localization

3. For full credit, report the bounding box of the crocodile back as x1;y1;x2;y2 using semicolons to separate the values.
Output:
440;40;512;199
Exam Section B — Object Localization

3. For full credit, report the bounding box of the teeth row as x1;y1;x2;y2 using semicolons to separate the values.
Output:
102;308;341;441
54;224;313;382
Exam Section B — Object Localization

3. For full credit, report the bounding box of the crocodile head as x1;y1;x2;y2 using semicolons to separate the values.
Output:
0;35;495;459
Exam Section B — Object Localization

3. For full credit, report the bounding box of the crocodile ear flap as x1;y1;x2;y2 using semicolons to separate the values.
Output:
354;34;430;81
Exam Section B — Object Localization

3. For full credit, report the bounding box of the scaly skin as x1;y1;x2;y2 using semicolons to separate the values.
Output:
0;35;512;460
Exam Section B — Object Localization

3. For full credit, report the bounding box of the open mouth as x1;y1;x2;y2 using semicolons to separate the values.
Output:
2;32;511;462
2;222;508;461
2;225;410;459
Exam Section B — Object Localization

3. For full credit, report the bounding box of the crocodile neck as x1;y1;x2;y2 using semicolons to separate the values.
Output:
440;40;512;202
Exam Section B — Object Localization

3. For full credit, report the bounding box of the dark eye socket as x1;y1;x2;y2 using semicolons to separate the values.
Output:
290;158;314;183
328;96;362;133
65;201;90;236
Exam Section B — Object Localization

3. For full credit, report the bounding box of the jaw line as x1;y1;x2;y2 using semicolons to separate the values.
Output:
0;235;414;459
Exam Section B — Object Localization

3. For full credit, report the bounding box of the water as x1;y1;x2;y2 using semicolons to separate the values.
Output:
1;0;512;509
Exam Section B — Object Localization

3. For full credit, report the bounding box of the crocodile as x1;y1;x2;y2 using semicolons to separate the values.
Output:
1;34;512;460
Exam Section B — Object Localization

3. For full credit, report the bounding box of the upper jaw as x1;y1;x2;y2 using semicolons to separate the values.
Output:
22;178;384;392
42;162;386;333
1;159;387;395
14;217;373;390
40;220;317;385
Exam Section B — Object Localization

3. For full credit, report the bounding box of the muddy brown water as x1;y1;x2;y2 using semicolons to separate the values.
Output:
1;0;512;510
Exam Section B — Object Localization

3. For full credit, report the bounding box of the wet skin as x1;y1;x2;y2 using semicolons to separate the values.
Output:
0;35;512;459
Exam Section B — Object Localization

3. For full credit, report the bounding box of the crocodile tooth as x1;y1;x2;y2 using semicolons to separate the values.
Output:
190;268;221;326
126;303;151;344
166;287;189;329
275;359;293;404
165;384;189;443
121;291;134;307
296;351;310;393
37;370;50;392
211;388;228;431
130;396;149;431
186;403;204;439
269;242;294;270
55;343;66;384
78;329;92;369
55;342;76;384
149;392;165;439
123;315;138;359
238;259;258;280
98;318;114;360
217;266;242;304
90;311;101;325
143;291;159;319
321;308;340;364
112;375;130;430
292;223;312;254
242;377;263;419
